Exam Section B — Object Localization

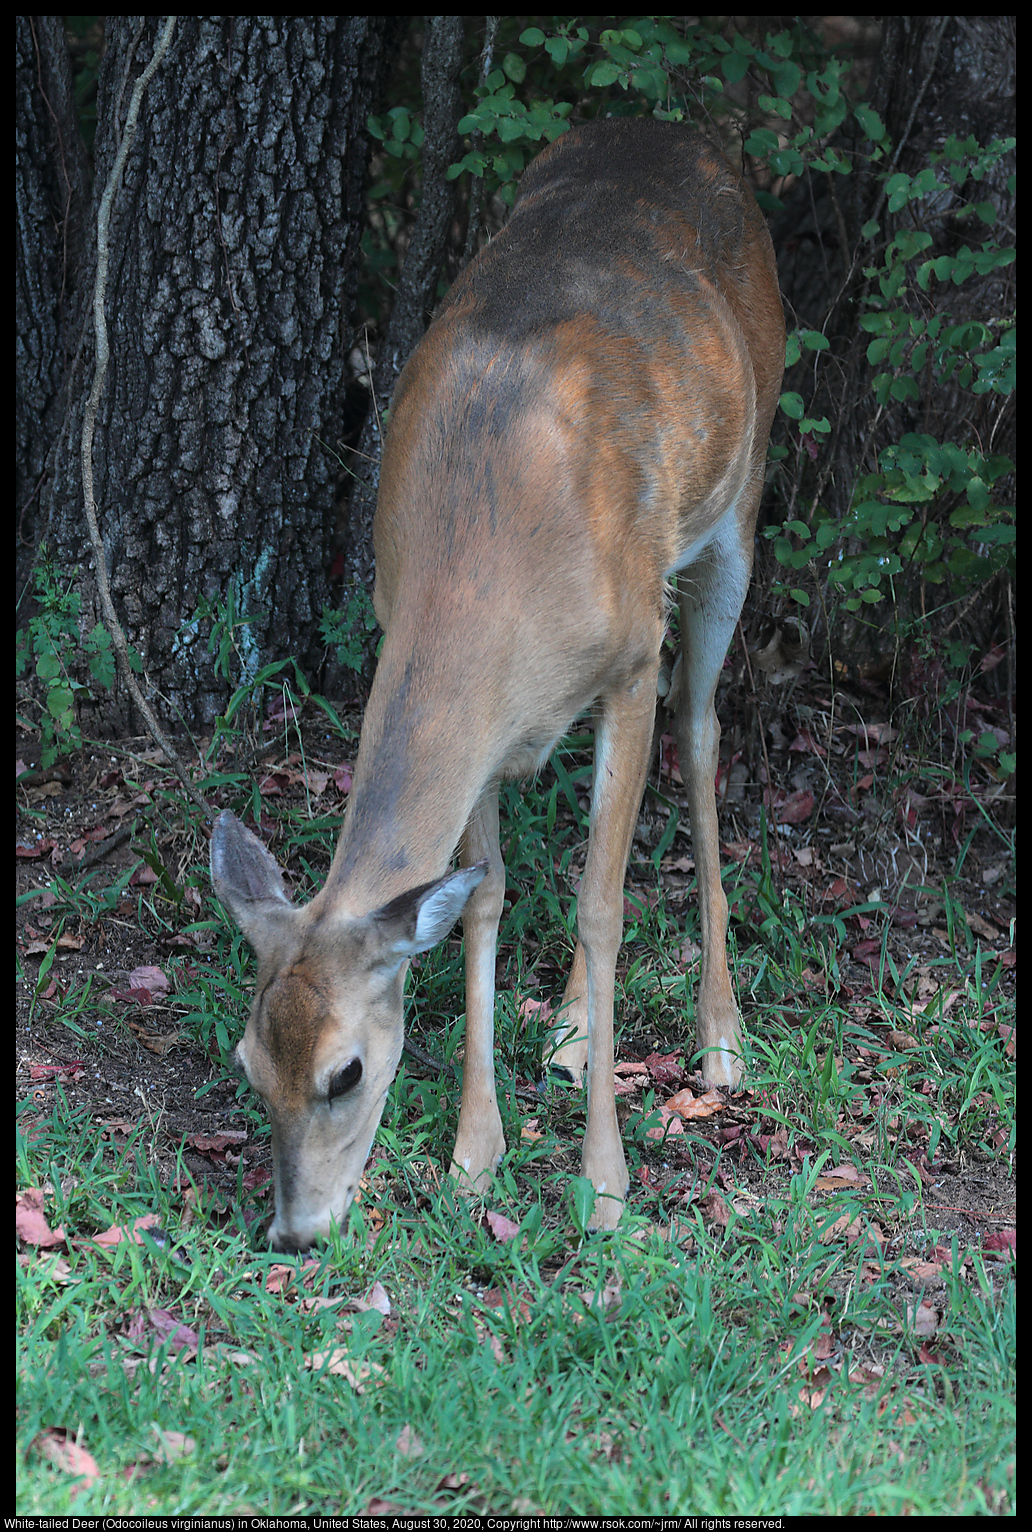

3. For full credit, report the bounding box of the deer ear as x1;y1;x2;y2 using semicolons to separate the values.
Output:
374;863;488;957
210;811;298;951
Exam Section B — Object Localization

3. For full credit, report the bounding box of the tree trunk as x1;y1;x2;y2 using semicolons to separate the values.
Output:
23;15;402;734
16;16;91;595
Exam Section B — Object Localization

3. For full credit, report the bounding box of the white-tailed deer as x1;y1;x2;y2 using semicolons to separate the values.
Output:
211;118;784;1251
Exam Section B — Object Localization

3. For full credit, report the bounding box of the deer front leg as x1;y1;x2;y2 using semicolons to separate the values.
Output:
450;786;506;1191
574;668;658;1229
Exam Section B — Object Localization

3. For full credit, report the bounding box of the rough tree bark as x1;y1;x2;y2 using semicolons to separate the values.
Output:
16;16;91;595
22;16;402;734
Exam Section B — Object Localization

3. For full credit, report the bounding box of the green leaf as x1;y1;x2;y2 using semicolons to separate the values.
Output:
663;36;693;65
885;172;912;213
769;147;805;177
745;128;780;156
569;1176;599;1233
496;116;527;144
46;681;75;722
631;65;668;99
893;229;933;259
766;30;793;58
758;94;792;119
589;60;623;88
853;102;886;143
889;375;919;403
769;59;801;97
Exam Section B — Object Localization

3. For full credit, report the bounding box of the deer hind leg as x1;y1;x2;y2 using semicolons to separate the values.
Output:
549;941;588;1077
571;666;658;1229
450;785;507;1192
675;514;755;1088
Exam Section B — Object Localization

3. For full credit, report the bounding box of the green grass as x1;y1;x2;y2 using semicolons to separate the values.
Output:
16;1099;1014;1514
17;727;1015;1515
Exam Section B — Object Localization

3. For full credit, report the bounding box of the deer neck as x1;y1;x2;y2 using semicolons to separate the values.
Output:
316;632;495;918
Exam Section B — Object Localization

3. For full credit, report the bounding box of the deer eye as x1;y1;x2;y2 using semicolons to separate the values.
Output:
328;1059;363;1101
